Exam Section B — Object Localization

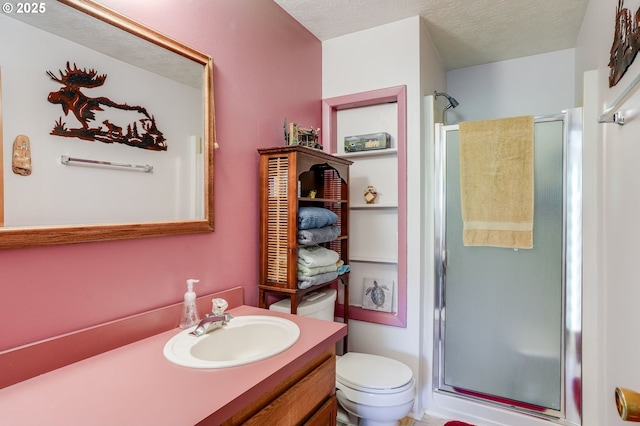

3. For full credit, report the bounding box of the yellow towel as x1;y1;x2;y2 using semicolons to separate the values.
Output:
458;116;534;249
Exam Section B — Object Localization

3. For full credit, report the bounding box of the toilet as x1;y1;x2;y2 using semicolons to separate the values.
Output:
268;288;338;321
270;289;416;426
335;352;415;426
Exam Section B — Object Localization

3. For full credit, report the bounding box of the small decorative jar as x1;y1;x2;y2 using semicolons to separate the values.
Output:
364;185;377;204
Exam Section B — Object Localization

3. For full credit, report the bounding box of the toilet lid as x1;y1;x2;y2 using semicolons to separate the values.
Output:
336;352;413;392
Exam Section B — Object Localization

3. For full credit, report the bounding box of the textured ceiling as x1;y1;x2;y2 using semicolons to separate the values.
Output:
273;0;590;70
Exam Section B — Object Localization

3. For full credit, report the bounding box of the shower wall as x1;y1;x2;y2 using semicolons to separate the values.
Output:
445;49;575;124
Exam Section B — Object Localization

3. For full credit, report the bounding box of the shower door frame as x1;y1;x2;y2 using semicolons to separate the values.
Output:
432;109;582;425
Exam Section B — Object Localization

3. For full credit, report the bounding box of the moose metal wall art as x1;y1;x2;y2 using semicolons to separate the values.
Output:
609;0;640;87
47;62;167;151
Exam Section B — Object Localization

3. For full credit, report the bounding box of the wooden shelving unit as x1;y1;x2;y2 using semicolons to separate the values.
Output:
257;145;352;351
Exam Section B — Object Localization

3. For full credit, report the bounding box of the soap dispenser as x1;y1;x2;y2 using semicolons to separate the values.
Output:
180;279;200;329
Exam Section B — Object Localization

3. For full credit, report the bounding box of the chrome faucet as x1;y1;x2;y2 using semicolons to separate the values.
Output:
189;298;234;337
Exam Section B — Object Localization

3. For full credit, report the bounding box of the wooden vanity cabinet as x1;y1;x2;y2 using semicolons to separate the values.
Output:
219;347;337;426
257;146;351;350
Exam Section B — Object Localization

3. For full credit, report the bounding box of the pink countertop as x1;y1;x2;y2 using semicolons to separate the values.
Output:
0;305;346;426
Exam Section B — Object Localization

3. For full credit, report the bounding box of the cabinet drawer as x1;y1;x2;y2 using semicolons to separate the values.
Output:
243;354;336;425
303;394;337;426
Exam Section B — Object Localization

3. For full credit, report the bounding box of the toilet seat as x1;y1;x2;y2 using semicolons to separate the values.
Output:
337;352;414;393
336;378;416;407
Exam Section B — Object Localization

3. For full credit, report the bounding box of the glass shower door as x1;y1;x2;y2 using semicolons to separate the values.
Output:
434;111;582;422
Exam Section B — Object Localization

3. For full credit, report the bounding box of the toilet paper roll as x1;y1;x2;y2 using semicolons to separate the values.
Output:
616;387;640;422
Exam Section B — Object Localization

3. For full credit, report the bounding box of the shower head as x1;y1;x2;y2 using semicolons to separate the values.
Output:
434;91;460;109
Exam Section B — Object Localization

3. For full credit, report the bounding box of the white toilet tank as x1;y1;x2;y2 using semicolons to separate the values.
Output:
269;288;336;321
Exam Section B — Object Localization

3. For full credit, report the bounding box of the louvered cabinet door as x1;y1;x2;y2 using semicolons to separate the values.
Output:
261;153;296;288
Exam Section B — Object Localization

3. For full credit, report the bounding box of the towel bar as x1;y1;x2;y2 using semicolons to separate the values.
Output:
61;155;153;172
599;71;640;125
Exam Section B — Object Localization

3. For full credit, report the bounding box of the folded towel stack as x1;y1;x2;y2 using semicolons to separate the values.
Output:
298;260;339;277
298;225;341;245
298;271;339;290
296;207;344;289
298;207;338;230
298;244;339;267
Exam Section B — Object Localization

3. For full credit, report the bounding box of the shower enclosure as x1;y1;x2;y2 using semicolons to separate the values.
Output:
433;109;582;424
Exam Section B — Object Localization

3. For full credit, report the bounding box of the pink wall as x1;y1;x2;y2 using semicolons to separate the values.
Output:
0;0;321;351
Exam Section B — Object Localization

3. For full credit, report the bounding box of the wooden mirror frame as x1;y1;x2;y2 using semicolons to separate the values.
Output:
0;0;215;249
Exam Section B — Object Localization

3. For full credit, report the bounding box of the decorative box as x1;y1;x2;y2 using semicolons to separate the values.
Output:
344;132;390;152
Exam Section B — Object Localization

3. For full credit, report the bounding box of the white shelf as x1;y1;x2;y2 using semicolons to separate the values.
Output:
350;204;398;210
335;148;397;158
349;256;397;264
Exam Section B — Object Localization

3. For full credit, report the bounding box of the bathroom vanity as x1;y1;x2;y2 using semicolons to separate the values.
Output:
221;345;337;425
0;289;346;425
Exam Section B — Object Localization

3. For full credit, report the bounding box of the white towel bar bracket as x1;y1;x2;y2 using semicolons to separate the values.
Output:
612;111;625;125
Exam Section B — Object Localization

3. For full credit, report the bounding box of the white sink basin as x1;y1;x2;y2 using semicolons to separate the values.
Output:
163;315;300;368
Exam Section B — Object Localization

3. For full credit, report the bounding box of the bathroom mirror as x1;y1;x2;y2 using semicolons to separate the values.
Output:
0;0;215;249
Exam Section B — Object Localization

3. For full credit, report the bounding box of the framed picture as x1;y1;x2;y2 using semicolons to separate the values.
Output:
362;278;394;312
